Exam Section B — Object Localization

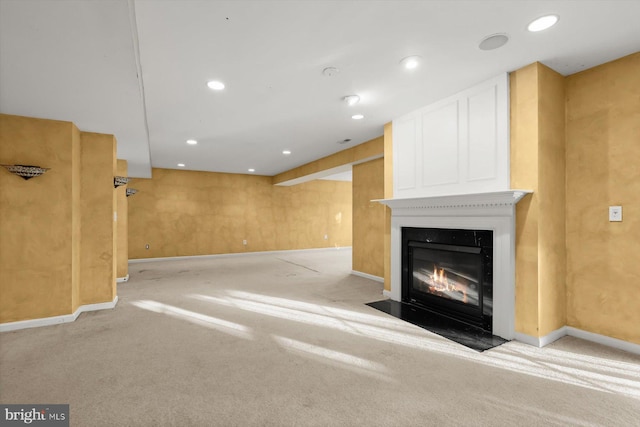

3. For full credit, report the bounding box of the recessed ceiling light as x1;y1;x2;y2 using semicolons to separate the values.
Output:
527;15;559;32
352;114;364;120
479;33;509;51
282;150;291;155
186;139;198;145
399;56;421;70
248;168;255;172
343;95;360;106
207;80;225;90
177;163;185;167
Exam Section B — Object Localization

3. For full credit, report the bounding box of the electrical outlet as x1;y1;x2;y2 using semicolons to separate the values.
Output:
242;239;247;245
324;234;328;240
609;206;622;222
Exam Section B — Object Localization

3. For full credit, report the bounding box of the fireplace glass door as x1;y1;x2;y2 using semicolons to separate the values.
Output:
410;243;482;309
402;227;492;331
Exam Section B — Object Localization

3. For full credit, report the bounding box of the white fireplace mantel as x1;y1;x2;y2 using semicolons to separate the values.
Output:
374;190;531;211
376;189;532;340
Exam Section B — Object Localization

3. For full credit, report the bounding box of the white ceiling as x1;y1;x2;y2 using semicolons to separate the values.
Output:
1;1;639;178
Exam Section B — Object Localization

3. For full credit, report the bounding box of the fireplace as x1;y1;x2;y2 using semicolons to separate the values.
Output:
377;191;530;340
402;227;493;331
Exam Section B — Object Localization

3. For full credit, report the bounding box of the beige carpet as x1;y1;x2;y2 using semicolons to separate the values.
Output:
1;249;639;426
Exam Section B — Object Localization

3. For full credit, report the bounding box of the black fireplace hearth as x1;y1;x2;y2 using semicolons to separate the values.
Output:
366;299;507;352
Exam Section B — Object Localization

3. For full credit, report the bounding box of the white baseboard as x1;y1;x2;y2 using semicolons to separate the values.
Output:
515;325;640;356
513;332;538;347
116;274;129;283
129;246;353;264
0;296;119;333
382;290;392;299
514;327;567;348
350;270;384;283
565;326;640;356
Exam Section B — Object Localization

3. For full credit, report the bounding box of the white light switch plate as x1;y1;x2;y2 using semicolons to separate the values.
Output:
609;206;622;222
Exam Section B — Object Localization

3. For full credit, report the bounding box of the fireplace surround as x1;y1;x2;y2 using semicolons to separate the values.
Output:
377;190;530;340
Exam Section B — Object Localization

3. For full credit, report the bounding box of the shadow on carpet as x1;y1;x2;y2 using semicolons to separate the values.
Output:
366;300;507;352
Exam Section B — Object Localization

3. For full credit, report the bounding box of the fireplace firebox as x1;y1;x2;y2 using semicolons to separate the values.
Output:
402;227;493;331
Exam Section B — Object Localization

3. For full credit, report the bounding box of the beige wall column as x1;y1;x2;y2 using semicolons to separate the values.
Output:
537;64;567;336
383;122;393;292
79;132;117;305
352;158;384;277
0;114;79;322
510;63;566;338
116;159;128;280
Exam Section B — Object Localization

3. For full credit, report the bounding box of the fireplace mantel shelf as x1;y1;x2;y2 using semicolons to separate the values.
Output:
374;190;532;210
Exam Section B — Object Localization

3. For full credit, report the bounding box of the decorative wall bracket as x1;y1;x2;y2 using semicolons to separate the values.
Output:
114;176;130;188
126;188;138;197
1;164;50;180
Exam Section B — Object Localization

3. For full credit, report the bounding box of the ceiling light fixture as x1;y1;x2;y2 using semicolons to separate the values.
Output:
399;56;421;70
282;150;291;155
479;33;509;51
352;114;364;120
343;95;360;106
322;67;339;77
248;168;255;172
186;139;198;145
177;163;185;167
527;15;559;32
207;80;225;90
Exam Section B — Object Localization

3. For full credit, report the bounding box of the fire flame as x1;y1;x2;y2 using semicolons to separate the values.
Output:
430;265;468;303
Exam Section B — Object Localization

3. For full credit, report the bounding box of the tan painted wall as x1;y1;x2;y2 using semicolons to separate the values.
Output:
79;132;117;305
537;65;567;336
565;53;640;344
116;160;128;279
510;64;540;336
128;168;352;259
0;114;77;322
383;122;393;292
352;158;385;277
71;124;81;312
273;136;383;185
510;63;567;337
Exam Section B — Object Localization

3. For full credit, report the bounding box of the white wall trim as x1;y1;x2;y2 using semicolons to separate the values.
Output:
513;332;542;347
0;296;119;333
514;327;568;348
129;246;352;264
382;289;392;298
566;326;640;356
350;270;384;283
515;326;640;356
392;73;510;198
117;274;129;283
